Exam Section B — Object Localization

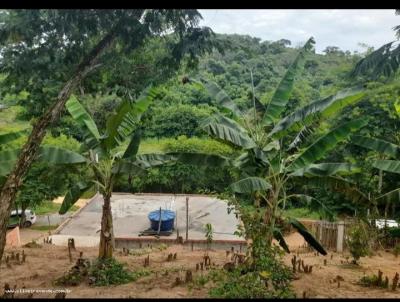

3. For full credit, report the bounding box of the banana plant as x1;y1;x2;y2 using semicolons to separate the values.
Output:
58;87;175;259
351;135;400;218
185;37;367;257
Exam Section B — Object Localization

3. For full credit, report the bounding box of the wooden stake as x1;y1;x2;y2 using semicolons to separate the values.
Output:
186;197;189;241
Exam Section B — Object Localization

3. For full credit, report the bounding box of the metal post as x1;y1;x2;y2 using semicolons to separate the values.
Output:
186;197;189;241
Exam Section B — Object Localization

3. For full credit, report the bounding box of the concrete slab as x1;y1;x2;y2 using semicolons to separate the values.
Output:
58;193;244;242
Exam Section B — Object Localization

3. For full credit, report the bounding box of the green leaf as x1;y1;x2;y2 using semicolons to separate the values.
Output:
263;37;315;124
37;146;86;164
290;163;361;177
0;146;84;176
271;88;364;136
115;153;176;175
0;129;29;146
287;119;367;172
122;129;141;159
59;182;92;214
134;153;176;169
0;148;20;176
377;187;400;204
230;177;271;194
199;79;242;116
103;87;156;150
170;152;230;168
273;228;290;253
373;160;400;174
303;176;369;204
200;114;256;149
351;41;400;79
288;217;327;255
66;95;100;142
352;135;400;159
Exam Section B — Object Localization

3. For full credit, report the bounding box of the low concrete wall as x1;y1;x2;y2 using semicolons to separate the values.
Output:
115;237;247;252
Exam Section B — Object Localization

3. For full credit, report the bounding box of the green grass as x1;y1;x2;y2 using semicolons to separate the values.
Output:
31;224;59;231
283;207;323;220
34;202;79;215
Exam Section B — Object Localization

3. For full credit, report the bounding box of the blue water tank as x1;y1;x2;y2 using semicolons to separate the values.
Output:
148;209;176;232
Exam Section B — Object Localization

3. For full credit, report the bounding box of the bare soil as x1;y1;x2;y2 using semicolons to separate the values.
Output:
1;231;400;298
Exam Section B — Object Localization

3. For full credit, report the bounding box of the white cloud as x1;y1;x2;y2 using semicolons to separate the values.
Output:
199;9;400;53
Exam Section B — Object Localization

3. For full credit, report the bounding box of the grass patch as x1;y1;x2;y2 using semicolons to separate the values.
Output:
31;224;59;231
34;202;79;215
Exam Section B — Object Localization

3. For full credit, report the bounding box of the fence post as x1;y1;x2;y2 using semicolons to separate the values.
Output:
186;197;189;241
336;221;345;252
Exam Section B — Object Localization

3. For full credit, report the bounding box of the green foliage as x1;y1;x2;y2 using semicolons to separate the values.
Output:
209;247;294;299
204;223;213;249
144;103;216;138
346;220;371;264
88;258;135;286
164;135;235;157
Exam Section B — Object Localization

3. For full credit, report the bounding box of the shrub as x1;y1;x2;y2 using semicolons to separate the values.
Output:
209;266;295;299
89;258;135;286
346;220;370;264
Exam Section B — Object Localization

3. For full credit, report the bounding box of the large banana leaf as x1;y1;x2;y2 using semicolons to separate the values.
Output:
351;41;400;79
273;228;290;253
288;217;327;255
352;135;400;159
0;148;20;176
377;187;400;204
287;119;367;172
201;114;256;149
66;95;100;143
263;37;315;125
0;129;29;146
199;79;242;116
59;182;93;214
373;160;400;174
303;176;369;204
103;87;156;151
230;177;271;194
0;146;85;176
271;88;364;136
290;163;361;177
37;146;86;164
122;129;141;159
169;152;230;168
115;153;176;174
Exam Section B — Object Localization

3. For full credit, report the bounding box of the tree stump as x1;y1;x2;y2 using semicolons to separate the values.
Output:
68;238;76;251
185;270;193;283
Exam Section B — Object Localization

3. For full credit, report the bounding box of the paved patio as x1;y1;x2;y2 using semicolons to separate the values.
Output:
56;193;244;244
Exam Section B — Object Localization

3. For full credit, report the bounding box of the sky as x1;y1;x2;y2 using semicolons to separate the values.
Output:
198;9;400;54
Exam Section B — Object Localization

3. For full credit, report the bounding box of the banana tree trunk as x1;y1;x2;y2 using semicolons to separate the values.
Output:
98;193;114;259
0;25;119;261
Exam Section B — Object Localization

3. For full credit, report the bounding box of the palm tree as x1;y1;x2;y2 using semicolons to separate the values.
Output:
185;37;367;260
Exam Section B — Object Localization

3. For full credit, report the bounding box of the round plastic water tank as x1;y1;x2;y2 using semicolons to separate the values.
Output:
148;209;176;232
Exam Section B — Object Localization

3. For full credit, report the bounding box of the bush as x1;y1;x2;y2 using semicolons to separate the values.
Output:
89;258;135;286
346;220;370;264
209;266;294;299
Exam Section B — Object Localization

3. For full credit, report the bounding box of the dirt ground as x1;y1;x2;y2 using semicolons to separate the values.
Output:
2;232;400;298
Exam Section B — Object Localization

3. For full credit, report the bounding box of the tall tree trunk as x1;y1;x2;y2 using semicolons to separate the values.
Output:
0;25;120;261
99;192;114;259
